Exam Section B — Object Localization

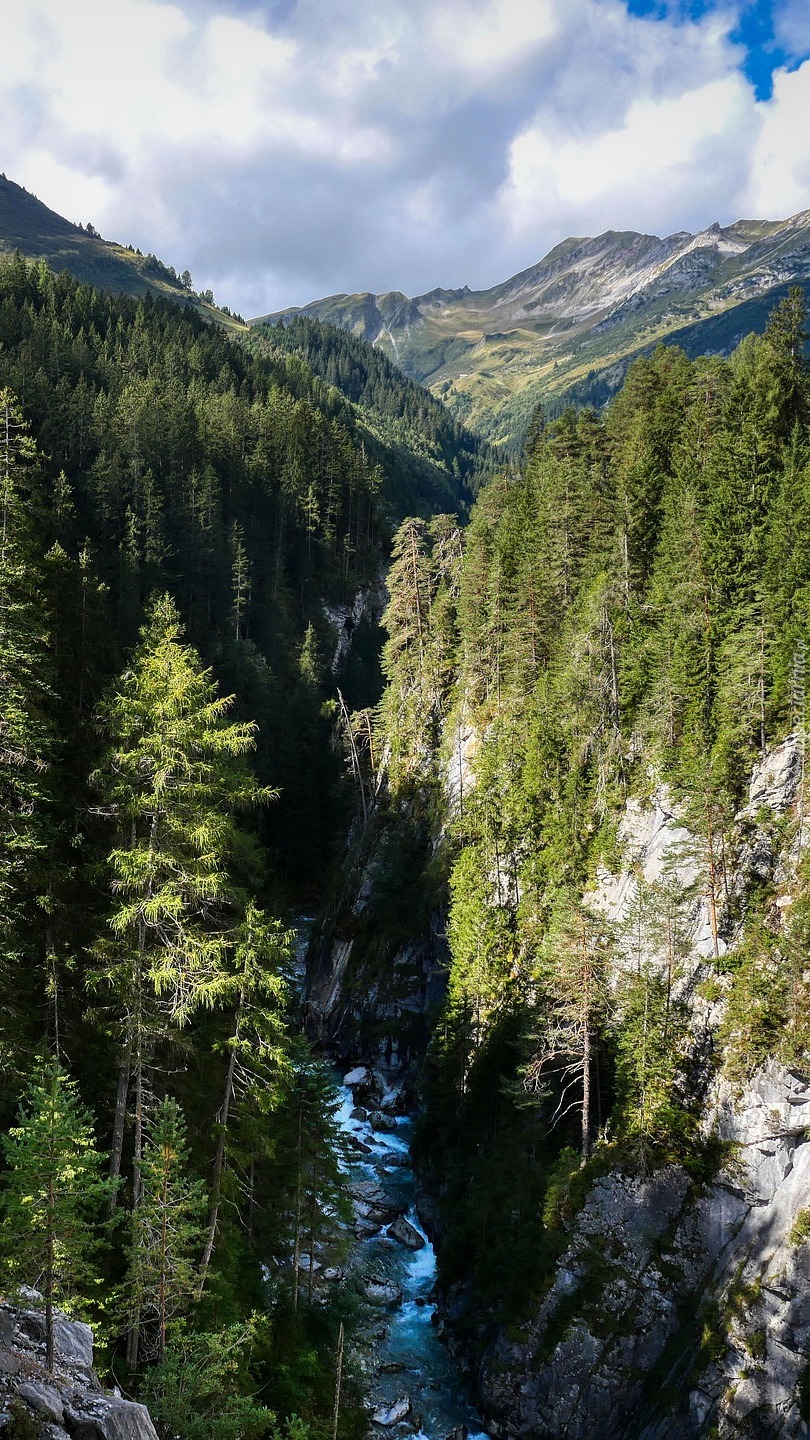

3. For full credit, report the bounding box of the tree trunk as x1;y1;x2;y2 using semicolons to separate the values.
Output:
332;1322;344;1440
45;1172;54;1372
581;1022;591;1166
197;1037;238;1298
108;1029;132;1214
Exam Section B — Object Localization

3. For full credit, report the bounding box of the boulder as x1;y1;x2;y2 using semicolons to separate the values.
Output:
347;1135;373;1155
14;1309;94;1372
369;1112;399;1134
18;1383;64;1424
387;1216;425;1250
343;1067;369;1088
350;1180;406;1225
360;1276;403;1307
64;1398;159;1440
354;1219;382;1239
371;1396;411;1426
350;1107;368;1122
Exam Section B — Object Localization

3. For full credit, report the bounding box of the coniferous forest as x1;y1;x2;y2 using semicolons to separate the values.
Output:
3;233;810;1440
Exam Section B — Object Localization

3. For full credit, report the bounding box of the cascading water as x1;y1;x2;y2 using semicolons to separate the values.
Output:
334;1079;489;1440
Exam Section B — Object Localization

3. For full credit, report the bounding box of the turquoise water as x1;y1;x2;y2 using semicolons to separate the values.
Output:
334;1086;489;1440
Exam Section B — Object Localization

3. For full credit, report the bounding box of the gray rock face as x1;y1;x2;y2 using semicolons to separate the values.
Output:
477;737;810;1440
65;1398;159;1440
351;1180;407;1226
387;1216;426;1250
0;1303;158;1440
18;1382;65;1423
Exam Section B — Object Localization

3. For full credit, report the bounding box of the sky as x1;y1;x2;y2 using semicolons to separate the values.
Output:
3;0;810;317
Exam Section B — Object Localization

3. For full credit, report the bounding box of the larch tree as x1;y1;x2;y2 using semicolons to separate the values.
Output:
91;592;272;1229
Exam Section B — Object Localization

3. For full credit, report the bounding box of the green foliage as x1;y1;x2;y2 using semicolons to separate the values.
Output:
94;591;270;1024
141;1318;277;1440
392;291;810;1339
255;314;491;514
0;1062;111;1357
127;1097;207;1363
790;1208;810;1247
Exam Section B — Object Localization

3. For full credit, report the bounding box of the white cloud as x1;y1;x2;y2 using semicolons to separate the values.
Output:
504;74;756;241
2;0;809;314
743;60;810;219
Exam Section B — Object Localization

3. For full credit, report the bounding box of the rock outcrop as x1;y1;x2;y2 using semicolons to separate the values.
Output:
476;736;810;1440
0;1298;158;1440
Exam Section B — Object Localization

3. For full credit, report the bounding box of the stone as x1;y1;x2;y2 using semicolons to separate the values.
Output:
387;1216;425;1250
371;1396;411;1426
347;1135;373;1155
355;1220;382;1239
360;1277;403;1306
350;1107;368;1121
64;1398;159;1440
15;1309;93;1371
343;1067;369;1088
369;1112;398;1134
322;1268;344;1283
350;1180;406;1225
296;1256;321;1274
18;1382;64;1424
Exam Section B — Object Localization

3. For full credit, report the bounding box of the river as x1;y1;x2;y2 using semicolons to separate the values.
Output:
333;1075;488;1440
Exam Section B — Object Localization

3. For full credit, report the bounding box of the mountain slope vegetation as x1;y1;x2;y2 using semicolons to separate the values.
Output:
258;211;810;446
0;173;240;325
0;248;481;1438
329;290;810;1434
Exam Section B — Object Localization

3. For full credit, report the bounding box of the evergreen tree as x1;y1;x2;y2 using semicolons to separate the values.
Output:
126;1096;206;1366
0;1063;110;1369
91;592;272;1303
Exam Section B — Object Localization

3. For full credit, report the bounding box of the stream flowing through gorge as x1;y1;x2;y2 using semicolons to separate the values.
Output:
333;1075;488;1440
294;923;486;1439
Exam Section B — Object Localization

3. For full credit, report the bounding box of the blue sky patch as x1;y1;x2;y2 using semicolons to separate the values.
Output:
625;0;810;99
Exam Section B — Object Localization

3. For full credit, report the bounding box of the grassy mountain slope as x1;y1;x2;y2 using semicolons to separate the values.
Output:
256;211;810;446
0;173;242;329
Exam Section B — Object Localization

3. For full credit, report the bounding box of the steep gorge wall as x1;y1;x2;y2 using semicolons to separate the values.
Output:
476;735;810;1440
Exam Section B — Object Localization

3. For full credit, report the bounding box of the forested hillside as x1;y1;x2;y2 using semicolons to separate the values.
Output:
250;316;490;516
0;249;486;1440
322;288;810;1437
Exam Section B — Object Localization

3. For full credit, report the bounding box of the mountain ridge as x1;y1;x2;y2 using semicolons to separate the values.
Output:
0;173;242;328
254;209;810;443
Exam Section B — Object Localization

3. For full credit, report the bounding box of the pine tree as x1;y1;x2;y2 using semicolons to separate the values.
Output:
524;898;612;1163
0;1063;110;1369
126;1096;206;1366
197;903;292;1297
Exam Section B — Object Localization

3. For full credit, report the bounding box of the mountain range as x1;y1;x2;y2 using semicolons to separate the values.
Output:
256;211;810;444
4;170;810;448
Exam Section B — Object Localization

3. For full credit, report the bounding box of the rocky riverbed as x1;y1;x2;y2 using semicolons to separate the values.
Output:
334;1064;488;1440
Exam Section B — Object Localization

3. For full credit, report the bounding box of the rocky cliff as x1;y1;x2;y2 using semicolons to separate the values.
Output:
0;1294;158;1440
474;736;810;1440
